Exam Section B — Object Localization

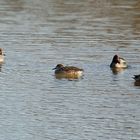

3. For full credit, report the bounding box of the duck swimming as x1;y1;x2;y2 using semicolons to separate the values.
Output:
53;64;84;79
133;74;140;81
110;55;127;68
0;48;4;63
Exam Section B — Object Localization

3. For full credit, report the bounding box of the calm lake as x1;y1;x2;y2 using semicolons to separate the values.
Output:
0;0;140;139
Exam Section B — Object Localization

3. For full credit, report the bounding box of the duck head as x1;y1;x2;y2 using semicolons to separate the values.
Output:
52;64;64;70
112;55;120;64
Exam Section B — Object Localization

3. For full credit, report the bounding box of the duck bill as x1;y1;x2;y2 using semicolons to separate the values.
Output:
52;67;56;70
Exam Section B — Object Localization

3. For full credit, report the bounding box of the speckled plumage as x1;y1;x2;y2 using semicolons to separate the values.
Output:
53;64;84;75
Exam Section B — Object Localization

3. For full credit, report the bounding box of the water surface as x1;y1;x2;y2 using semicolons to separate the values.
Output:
0;0;140;140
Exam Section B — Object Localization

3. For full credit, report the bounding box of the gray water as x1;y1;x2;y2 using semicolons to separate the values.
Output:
0;0;140;140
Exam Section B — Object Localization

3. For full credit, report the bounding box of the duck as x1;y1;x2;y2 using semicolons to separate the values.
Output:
52;64;84;79
0;48;4;63
133;74;140;81
110;55;127;68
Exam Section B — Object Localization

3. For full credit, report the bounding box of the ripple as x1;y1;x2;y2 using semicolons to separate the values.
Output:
0;0;140;140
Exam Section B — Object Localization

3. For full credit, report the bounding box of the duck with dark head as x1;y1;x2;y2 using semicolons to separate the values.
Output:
110;55;127;68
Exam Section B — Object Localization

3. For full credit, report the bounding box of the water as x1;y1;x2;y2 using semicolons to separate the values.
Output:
0;0;140;139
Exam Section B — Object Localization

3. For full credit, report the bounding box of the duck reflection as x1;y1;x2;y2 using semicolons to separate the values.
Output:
54;73;83;80
0;64;3;72
5;0;24;11
111;67;126;75
134;81;140;86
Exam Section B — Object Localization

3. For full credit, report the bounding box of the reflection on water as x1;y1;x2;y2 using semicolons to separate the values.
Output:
5;0;24;11
134;81;140;86
0;64;2;72
54;73;83;81
133;1;140;34
111;67;126;75
0;0;140;140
